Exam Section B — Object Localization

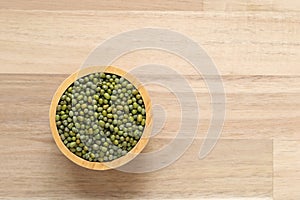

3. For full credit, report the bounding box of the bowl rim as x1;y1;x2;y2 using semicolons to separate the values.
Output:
49;66;152;170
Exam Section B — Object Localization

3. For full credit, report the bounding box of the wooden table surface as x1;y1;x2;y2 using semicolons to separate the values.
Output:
1;1;300;199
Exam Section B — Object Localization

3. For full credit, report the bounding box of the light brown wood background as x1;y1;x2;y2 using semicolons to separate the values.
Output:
0;0;299;199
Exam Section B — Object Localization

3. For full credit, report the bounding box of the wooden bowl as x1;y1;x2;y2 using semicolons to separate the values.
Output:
49;66;152;170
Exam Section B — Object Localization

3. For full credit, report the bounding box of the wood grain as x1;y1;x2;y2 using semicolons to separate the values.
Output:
0;73;298;198
0;11;299;75
203;0;300;12
0;0;203;11
1;74;299;140
1;0;300;11
274;140;300;200
0;136;272;199
0;74;274;197
0;5;299;199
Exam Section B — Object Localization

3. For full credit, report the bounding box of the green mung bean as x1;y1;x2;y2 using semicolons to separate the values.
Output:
55;72;146;162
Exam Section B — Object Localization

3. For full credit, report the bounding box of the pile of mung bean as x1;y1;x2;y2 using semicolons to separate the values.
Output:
55;72;146;162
